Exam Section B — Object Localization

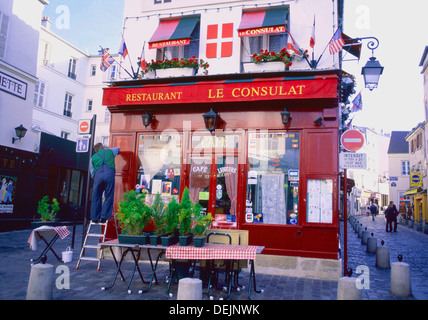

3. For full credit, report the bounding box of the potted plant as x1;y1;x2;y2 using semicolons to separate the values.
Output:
144;56;210;78
192;212;214;248
178;187;203;246
161;197;180;246
31;196;61;228
117;190;152;245
150;193;166;245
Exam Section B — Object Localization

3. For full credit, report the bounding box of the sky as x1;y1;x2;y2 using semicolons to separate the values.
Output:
41;0;428;134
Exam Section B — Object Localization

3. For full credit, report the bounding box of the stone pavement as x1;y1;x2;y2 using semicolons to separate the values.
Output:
0;215;427;300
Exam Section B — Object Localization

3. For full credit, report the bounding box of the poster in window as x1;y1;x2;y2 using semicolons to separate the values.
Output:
306;179;333;223
0;175;17;214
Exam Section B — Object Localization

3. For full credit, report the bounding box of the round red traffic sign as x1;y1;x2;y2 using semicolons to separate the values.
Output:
341;129;365;151
79;120;90;133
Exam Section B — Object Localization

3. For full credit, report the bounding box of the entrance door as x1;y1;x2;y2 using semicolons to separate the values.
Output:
187;134;242;228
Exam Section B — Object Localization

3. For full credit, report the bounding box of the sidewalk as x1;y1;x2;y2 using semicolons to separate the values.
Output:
342;214;428;300
0;215;427;300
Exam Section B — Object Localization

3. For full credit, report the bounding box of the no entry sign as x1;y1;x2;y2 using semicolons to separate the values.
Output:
341;129;365;152
78;119;91;134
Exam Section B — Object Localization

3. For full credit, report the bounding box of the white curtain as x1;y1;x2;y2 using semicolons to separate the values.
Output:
261;174;286;224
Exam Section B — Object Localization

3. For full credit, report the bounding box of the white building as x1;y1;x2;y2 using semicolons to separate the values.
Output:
0;0;48;153
348;127;390;214
33;17;118;148
387;131;410;209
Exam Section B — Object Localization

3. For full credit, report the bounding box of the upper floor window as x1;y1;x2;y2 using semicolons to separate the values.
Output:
149;17;200;61
63;92;73;118
0;11;10;60
86;99;93;112
34;80;46;108
238;8;289;63
68;58;77;80
90;64;97;77
401;161;410;176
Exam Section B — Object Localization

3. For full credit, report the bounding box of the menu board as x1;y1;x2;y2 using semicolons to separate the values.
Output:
306;179;333;223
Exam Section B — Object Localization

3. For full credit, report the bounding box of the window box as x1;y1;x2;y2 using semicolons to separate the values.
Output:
155;67;196;78
242;61;286;73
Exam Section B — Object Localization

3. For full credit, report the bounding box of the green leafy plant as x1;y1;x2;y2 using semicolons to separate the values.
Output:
37;196;60;222
178;187;200;236
165;197;180;236
117;190;152;236
151;193;167;236
192;212;214;237
145;56;210;75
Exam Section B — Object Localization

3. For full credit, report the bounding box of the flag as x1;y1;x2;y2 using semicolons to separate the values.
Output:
119;36;128;59
351;91;363;112
285;27;300;55
347;116;354;128
310;16;315;48
329;28;345;55
139;43;146;71
100;48;115;72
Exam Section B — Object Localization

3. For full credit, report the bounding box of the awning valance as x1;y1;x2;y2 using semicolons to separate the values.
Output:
404;187;422;196
149;17;199;49
238;9;288;37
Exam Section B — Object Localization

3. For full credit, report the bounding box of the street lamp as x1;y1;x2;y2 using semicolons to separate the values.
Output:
280;107;290;126
203;108;218;133
12;124;27;144
141;112;153;128
362;56;384;91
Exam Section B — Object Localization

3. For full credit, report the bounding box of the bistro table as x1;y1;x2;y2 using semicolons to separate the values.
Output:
28;226;71;264
99;240;167;294
165;243;264;299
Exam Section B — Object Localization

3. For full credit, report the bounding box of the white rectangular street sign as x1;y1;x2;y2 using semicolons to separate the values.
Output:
340;152;367;169
76;137;90;153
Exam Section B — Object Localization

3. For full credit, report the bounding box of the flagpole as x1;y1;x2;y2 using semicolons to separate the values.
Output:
313;28;339;69
100;45;134;79
135;41;146;77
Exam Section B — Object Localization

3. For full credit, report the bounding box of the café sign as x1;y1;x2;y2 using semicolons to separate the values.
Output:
0;72;27;100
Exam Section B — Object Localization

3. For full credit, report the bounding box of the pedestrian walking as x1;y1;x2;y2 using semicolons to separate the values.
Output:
385;201;398;232
90;143;120;223
370;201;378;221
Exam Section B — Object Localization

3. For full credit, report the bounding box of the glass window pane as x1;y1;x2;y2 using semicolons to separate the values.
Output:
136;133;182;204
246;132;300;225
189;156;211;214
214;156;238;226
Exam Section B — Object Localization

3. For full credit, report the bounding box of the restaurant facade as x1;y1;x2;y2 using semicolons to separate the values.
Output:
103;0;347;277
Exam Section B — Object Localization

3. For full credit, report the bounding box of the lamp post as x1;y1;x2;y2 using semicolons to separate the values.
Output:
362;56;384;91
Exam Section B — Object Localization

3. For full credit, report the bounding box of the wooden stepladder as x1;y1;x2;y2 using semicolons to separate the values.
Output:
76;220;108;271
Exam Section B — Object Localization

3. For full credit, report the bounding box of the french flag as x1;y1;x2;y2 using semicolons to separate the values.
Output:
119;36;128;59
310;16;315;48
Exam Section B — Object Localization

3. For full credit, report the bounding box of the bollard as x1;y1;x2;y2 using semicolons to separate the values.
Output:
367;233;377;253
337;272;362;300
376;240;390;269
361;228;369;245
177;278;202;300
358;224;363;238
390;255;412;297
26;263;54;300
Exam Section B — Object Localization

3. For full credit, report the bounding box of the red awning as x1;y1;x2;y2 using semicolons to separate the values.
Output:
149;17;199;49
238;9;288;37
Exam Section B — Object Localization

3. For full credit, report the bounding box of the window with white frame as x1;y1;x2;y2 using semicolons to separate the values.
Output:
68;58;77;80
241;33;288;62
90;64;97;76
61;131;70;140
34;80;46;108
401;161;410;176
156;23;200;61
63;93;73;118
86;99;93;112
0;11;10;60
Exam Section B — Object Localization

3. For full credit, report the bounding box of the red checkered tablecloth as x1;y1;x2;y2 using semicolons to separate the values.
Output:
165;243;258;260
28;226;71;251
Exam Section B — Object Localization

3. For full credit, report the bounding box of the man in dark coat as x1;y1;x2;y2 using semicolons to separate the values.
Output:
385;201;398;232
